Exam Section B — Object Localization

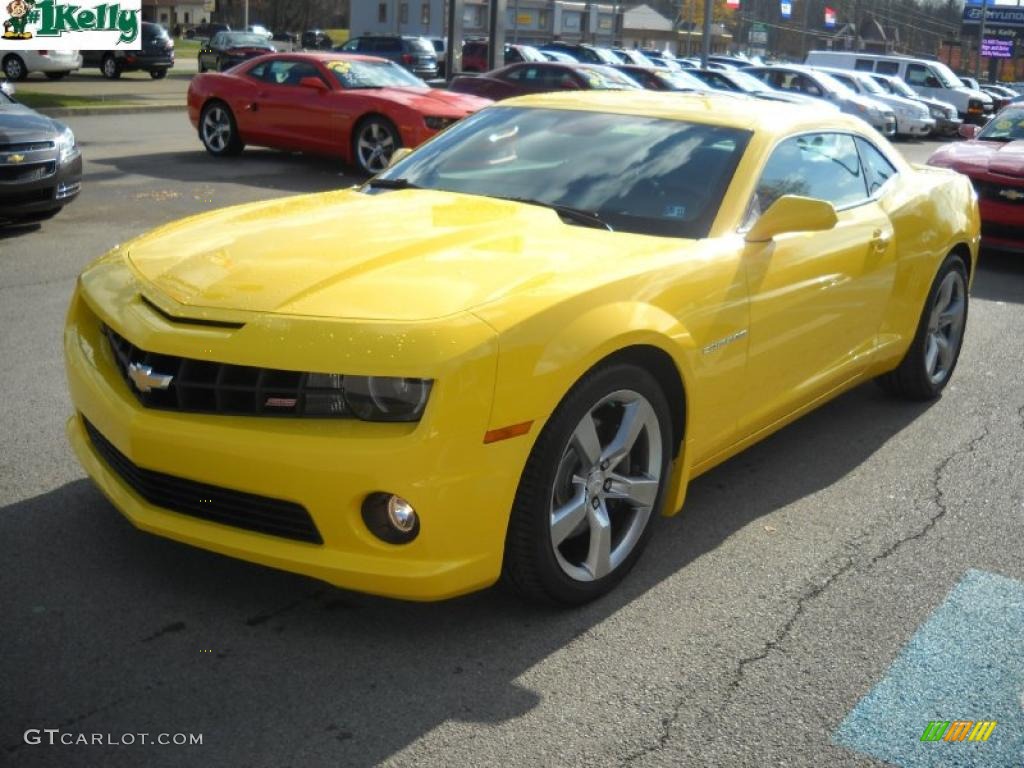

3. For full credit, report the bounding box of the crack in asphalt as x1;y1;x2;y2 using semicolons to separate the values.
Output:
619;425;991;766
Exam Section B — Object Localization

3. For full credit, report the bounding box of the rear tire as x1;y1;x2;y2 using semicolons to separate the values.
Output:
199;100;244;157
101;54;121;80
2;54;27;81
149;69;168;80
501;363;672;605
876;252;969;400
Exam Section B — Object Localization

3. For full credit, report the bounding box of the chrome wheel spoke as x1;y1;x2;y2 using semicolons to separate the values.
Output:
601;398;651;467
925;334;939;376
935;333;953;371
583;502;612;579
606;473;660;509
551;492;588;546
571;413;602;467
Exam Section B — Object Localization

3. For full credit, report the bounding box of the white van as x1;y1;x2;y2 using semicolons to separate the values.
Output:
804;51;993;123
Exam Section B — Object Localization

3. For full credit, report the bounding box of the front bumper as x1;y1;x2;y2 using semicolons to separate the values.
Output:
0;148;81;219
120;52;175;72
896;115;934;137
933;115;962;136
979;198;1024;253
64;262;532;601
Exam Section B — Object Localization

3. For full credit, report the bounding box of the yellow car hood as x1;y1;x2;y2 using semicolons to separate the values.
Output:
126;188;692;322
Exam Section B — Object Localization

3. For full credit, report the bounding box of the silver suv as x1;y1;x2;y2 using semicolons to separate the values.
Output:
745;64;897;137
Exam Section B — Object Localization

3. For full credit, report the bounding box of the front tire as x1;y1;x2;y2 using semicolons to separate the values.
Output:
352;116;401;175
877;253;969;400
199;101;244;156
502;363;672;605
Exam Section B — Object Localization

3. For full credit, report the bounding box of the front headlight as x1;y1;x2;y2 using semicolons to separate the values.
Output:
928;105;943;119
55;125;79;165
303;373;433;421
424;116;456;131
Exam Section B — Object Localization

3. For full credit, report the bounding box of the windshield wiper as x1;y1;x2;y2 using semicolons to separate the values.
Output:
500;196;613;231
365;177;419;190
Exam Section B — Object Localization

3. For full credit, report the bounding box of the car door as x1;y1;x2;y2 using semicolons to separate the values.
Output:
248;59;336;152
200;32;222;70
740;131;897;435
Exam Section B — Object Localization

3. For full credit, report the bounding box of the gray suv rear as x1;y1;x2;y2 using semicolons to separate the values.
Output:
338;36;438;80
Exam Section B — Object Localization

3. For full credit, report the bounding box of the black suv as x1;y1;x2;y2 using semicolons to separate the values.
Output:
81;22;175;79
338;36;438;80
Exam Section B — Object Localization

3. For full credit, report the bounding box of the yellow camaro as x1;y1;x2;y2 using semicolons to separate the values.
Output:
65;92;979;605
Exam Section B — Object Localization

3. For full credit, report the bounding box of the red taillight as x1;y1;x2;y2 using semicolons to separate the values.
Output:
401;53;414;64
37;50;48;55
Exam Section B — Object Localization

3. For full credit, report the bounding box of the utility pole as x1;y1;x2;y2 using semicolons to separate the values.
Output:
700;0;713;64
801;0;811;58
974;0;987;79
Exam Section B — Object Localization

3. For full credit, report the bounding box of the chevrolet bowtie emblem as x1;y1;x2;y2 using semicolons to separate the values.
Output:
6;154;25;164
999;188;1024;201
127;362;174;393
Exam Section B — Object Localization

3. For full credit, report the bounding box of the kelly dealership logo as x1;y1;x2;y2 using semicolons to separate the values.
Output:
2;0;140;48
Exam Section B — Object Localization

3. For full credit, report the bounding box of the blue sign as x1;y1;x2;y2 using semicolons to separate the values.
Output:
780;0;792;19
963;5;1024;26
834;570;1024;767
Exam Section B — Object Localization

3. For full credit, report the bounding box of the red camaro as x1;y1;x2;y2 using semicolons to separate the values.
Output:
186;53;491;174
927;105;1024;253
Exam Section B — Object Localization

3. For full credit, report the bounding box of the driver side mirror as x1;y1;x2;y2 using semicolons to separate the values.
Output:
745;195;838;243
958;124;980;140
298;76;327;91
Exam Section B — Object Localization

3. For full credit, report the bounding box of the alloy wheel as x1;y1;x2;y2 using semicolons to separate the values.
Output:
356;121;397;174
548;389;663;582
924;269;966;385
3;56;25;81
201;107;231;153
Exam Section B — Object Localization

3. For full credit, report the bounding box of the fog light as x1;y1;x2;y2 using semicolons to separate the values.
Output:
362;492;419;544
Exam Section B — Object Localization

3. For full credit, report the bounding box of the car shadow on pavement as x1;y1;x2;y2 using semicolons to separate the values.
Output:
0;384;931;767
89;149;364;195
0;222;42;240
972;248;1024;304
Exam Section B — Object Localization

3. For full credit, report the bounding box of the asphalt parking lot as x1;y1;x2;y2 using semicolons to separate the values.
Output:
2;114;1023;767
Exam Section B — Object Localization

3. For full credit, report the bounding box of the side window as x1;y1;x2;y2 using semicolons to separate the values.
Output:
854;59;874;72
340;39;359;52
754;133;868;214
263;60;323;87
377;38;402;53
875;60;899;75
210;32;225;48
247;62;266;81
905;63;928;87
503;65;531;82
832;74;855;91
797;74;822;97
856;137;898;195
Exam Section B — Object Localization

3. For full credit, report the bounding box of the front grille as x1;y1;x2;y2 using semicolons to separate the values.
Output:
0;141;55;153
973;179;1024;205
104;325;358;418
0;187;52;207
0;161;56;183
84;418;323;544
981;221;1024;241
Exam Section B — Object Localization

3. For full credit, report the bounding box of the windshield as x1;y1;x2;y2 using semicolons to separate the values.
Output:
592;47;623;64
931;61;965;89
977;108;1024;142
655;70;706;90
855;75;885;95
406;37;435;54
372;107;751;239
811;69;855;96
578;65;644;89
887;78;917;98
727;70;770;92
517;45;547;62
223;33;270;47
325;58;424;88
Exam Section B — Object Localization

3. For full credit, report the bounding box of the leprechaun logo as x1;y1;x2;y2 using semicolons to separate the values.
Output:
2;0;36;39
